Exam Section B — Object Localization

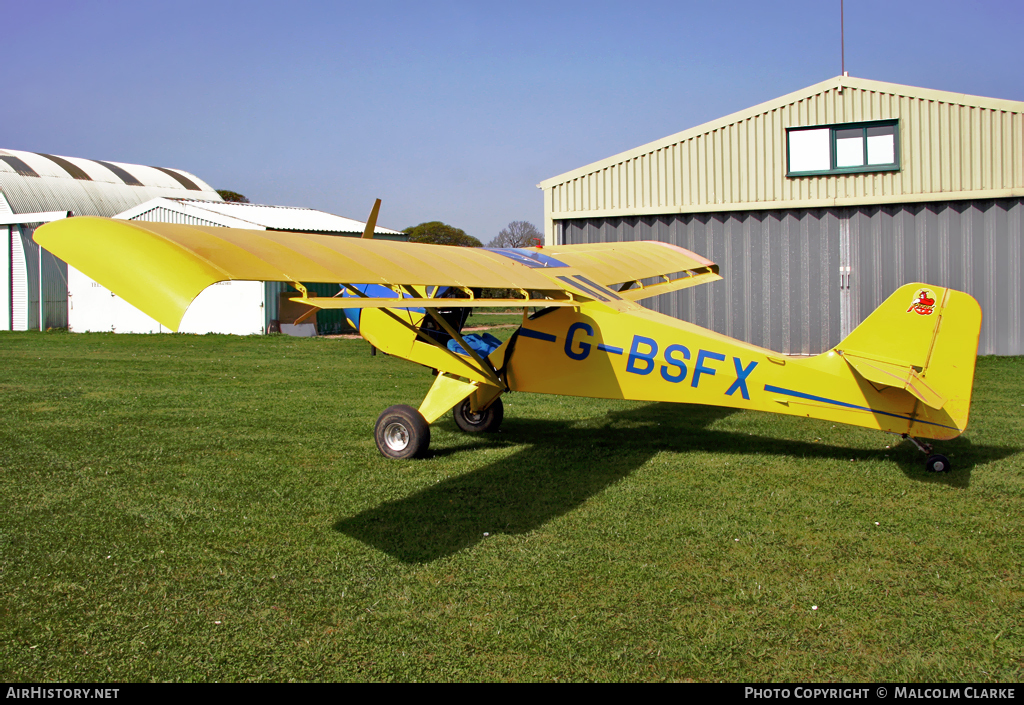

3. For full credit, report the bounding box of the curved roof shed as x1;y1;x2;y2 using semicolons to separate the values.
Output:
0;148;222;218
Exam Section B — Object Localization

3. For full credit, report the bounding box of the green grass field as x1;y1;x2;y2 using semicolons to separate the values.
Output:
1;330;1021;682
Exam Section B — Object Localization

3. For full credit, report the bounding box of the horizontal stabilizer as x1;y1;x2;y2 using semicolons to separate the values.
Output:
842;353;947;409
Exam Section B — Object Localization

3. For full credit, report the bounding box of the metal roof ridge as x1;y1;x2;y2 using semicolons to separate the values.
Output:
175;199;270;228
838;75;1024;111
171;198;315;211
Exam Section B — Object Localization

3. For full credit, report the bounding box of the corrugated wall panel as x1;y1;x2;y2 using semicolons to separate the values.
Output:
1;228;9;330
848;198;1022;355
561;198;1022;355
10;226;27;330
561;209;842;355
18;228;40;330
41;245;68;329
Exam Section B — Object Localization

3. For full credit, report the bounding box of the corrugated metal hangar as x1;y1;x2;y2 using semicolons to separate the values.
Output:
2;149;402;335
539;75;1023;355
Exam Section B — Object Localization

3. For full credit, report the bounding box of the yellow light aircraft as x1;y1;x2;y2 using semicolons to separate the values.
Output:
35;207;981;472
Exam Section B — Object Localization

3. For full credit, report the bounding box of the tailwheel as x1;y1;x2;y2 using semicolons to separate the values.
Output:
925;454;951;473
903;434;951;473
453;396;504;433
375;405;430;459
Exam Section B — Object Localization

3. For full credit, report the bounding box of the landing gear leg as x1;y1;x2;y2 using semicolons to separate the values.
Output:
902;434;951;473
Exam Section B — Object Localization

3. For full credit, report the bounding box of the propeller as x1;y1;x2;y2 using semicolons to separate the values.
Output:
361;198;382;239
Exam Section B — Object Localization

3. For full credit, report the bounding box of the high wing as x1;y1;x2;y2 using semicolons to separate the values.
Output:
34;216;720;331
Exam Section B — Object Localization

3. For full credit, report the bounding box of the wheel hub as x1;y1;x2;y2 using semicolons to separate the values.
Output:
383;422;410;451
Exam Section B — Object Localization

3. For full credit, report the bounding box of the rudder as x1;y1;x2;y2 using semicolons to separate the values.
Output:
835;283;981;434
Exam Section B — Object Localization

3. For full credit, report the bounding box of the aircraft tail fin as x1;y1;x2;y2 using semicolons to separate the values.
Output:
836;283;981;432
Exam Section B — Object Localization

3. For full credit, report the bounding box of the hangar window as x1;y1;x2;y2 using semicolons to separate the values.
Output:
787;120;899;176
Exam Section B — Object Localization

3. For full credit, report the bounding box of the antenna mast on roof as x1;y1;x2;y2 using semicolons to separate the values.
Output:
841;0;848;77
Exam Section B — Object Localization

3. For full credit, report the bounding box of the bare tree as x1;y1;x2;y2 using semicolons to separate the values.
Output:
487;221;542;248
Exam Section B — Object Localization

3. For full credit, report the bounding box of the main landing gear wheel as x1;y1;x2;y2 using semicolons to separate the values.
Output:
375;405;430;459
453;397;504;433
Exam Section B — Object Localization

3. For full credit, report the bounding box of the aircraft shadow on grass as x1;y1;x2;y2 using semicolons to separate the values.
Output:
333;402;1018;564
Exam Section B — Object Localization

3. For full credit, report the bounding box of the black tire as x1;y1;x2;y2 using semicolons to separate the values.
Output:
453;396;504;433
925;453;951;473
374;405;430;459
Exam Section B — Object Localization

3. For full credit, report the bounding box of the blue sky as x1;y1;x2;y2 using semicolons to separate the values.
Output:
7;0;1023;242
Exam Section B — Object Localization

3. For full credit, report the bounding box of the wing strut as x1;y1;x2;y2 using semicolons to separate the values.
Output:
397;285;502;388
338;283;501;387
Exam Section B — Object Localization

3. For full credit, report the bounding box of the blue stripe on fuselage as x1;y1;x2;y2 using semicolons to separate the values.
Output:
763;384;957;429
518;328;557;342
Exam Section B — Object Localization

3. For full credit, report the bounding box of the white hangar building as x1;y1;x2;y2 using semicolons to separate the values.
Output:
539;76;1024;355
1;149;402;335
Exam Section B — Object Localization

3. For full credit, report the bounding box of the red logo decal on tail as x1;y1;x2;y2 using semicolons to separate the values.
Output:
907;289;936;316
